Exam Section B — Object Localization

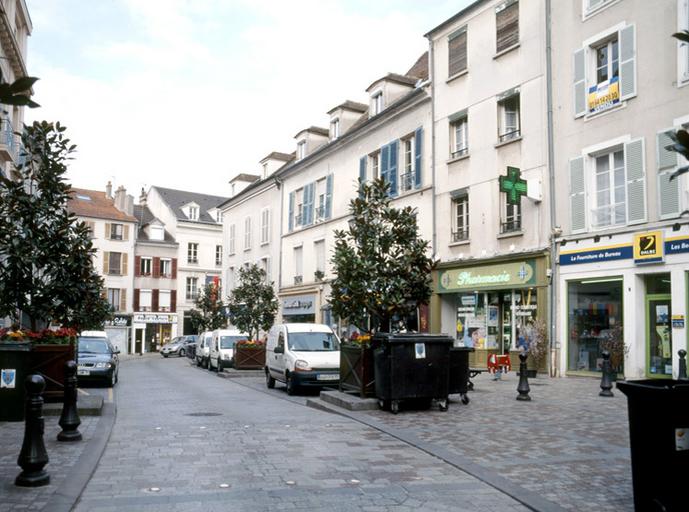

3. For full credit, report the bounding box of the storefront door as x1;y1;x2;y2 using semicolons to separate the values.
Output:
646;294;672;378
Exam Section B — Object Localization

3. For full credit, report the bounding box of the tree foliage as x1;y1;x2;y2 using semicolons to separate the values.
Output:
226;264;277;341
666;31;689;217
0;121;110;331
189;282;227;334
329;178;435;334
0;76;40;108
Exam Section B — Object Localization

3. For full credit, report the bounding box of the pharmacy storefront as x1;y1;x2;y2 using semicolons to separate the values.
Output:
432;253;549;370
558;228;689;379
132;313;178;354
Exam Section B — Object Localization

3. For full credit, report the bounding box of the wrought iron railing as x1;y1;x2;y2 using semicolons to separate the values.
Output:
498;129;521;143
591;203;626;228
451;147;468;159
451;229;470;242
500;218;522;233
294;275;303;285
400;171;414;191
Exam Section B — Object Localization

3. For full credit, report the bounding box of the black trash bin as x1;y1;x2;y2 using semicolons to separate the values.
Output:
449;347;474;405
373;333;454;414
617;379;689;512
0;341;32;422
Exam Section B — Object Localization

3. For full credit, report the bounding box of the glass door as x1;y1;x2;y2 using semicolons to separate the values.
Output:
646;294;672;378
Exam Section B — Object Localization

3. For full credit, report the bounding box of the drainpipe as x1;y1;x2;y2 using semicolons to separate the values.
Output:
545;0;558;377
428;37;437;260
276;177;284;323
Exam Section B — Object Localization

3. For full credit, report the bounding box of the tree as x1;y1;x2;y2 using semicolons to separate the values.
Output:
329;178;435;334
226;264;278;341
0;121;111;331
0;76;40;108
189;282;227;334
666;31;689;214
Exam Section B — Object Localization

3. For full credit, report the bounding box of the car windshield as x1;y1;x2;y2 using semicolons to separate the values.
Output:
78;338;111;354
220;336;247;349
288;332;339;352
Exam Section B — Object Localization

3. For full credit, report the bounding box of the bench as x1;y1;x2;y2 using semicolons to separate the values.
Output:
468;368;486;390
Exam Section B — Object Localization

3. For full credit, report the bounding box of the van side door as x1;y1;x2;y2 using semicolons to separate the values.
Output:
271;331;286;380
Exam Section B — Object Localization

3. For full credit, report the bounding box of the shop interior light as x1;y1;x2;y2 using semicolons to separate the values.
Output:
579;277;623;284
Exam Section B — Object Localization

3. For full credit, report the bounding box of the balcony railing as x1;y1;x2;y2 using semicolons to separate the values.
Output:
294;214;303;226
500;218;522;234
400;171;414;191
186;293;199;301
294;275;303;285
451;147;468;159
0;117;16;160
314;206;325;221
591;203;626;229
451;229;470;242
498;129;521;143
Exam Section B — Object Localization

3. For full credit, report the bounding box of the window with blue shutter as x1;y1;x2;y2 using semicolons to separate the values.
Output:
380;143;389;188
303;182;315;226
414;127;423;189
288;191;295;232
325;174;333;219
359;156;367;197
389;140;398;196
657;130;681;219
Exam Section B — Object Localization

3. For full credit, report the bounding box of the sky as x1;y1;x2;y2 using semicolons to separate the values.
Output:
25;0;471;198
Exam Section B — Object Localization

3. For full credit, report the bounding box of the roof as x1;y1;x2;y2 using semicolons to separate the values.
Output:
152;186;229;224
424;0;486;38
68;188;137;222
405;52;429;81
133;204;177;244
229;173;260;184
365;73;417;93
327;100;368;115
260;151;293;163
294;126;329;139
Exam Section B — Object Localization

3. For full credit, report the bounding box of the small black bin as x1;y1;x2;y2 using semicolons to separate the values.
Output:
449;347;474;404
617;379;689;512
0;341;31;422
373;333;454;414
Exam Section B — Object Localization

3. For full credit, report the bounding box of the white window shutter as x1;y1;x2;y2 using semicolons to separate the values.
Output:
657;130;681;219
619;25;636;100
573;48;587;118
569;156;586;232
625;138;646;224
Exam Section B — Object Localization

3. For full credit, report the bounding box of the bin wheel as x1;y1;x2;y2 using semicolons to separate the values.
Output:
438;399;448;412
391;401;400;414
467;381;474;391
378;399;385;410
460;394;470;405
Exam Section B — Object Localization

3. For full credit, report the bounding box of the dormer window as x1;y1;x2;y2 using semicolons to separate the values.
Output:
372;92;384;116
149;224;164;241
188;206;199;220
297;140;306;160
216;210;223;223
330;118;340;140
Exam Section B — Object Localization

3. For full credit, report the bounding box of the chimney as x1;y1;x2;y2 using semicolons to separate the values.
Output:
139;187;147;207
105;181;112;198
125;194;134;216
114;185;127;212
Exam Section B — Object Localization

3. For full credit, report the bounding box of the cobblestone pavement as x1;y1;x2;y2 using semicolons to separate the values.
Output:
73;357;529;512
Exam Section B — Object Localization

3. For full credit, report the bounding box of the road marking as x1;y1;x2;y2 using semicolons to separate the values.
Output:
78;388;89;395
108;388;113;403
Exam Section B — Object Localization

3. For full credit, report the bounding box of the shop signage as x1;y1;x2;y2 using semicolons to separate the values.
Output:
499;166;528;206
665;235;689;255
672;315;685;329
438;260;536;292
282;294;315;316
633;231;664;264
559;244;633;266
104;315;131;327
588;76;620;114
133;313;178;324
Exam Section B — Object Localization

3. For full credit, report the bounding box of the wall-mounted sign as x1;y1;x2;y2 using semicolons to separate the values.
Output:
672;315;685;329
499;166;528;206
559;243;633;266
105;315;131;327
665;235;689;255
588;76;620;114
133;313;178;324
282;294;315;316
438;260;537;293
633;231;664;264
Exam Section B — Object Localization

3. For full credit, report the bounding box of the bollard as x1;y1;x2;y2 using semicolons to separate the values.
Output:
58;360;82;441
516;351;531;401
679;350;688;381
599;350;614;397
15;375;50;487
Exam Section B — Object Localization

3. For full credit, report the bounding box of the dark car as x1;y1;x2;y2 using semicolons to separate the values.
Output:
161;335;197;358
77;334;119;387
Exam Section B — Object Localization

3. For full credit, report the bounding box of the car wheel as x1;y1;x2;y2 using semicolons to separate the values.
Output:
107;372;115;388
196;358;201;367
179;349;185;357
286;374;296;396
115;371;119;384
217;359;223;372
266;370;276;389
163;354;168;358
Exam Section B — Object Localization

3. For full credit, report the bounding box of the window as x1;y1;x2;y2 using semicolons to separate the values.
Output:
159;290;171;312
315;240;325;276
186;277;198;300
595;38;619;85
140;257;152;276
331;118;340;140
139;289;152;311
400;137;415;192
187;243;198;264
502;199;522;233
370;152;379;180
108;252;122;275
260;257;271;283
149;225;164;241
294;246;303;285
86;221;95;239
228;267;235;290
260;208;270;244
583;0;616;17
496;0;519;54
498;93;520;142
107;288;120;312
215;245;223;266
216;210;223;223
592;149;626;228
297;140;306;160
372;92;383;115
452;194;469;242
244;217;251;250
295;191;304;226
229;224;236;254
448;26;467;77
262;162;268;178
678;0;689;84
450;114;468;158
109;223;123;240
188;206;199;221
160;258;171;278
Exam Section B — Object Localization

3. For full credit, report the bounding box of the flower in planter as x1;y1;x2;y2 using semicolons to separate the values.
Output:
1;327;76;345
346;332;372;347
236;339;266;350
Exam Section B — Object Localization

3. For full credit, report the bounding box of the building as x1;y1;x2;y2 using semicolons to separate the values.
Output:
68;184;138;353
143;186;228;334
551;0;689;379
426;0;552;370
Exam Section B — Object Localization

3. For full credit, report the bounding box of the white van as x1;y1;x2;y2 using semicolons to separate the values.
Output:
265;323;340;395
195;331;213;368
208;329;249;372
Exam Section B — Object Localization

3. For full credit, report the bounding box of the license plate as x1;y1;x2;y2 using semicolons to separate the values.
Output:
77;370;90;376
317;373;339;381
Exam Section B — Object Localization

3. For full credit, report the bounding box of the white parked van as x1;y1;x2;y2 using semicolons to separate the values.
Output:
208;329;249;371
195;331;213;369
265;323;340;395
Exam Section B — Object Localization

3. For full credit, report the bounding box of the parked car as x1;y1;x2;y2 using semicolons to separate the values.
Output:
208;329;249;372
77;331;119;387
265;323;340;395
195;331;213;368
161;335;196;358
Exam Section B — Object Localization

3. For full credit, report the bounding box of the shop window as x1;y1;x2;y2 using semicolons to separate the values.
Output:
567;278;623;374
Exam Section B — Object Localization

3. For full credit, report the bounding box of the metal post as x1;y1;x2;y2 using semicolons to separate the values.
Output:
678;349;688;381
599;350;614;397
58;360;82;441
516;352;531;401
15;375;50;487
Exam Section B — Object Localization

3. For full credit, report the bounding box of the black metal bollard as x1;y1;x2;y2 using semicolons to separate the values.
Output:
679;349;688;381
516;351;531;401
15;375;50;487
58;360;82;441
599;350;614;397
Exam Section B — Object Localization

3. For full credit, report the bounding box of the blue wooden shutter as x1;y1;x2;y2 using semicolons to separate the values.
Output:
380;143;389;188
414;127;423;189
569;157;586;233
303;183;314;225
389;140;398;196
573;48;586;118
625;138;646;224
288;191;295;232
325;174;333;219
619;25;636;101
359;156;367;197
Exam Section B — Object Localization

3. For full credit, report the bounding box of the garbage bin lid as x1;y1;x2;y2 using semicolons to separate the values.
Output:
617;379;689;398
372;332;454;344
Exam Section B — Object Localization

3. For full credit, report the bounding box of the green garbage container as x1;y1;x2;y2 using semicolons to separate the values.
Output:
0;341;31;422
617;379;689;512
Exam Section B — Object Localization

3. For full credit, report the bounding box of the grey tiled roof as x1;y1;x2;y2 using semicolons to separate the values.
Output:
327;100;368;115
152;186;228;225
133;204;176;243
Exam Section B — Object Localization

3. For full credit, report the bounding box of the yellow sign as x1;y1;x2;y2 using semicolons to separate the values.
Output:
633;231;664;264
588;77;620;114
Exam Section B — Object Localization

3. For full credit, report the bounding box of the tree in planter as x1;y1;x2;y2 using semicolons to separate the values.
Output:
189;282;227;334
226;264;278;341
0;121;111;332
329;178;435;336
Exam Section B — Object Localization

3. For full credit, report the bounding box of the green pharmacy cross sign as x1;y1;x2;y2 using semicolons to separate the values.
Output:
499;166;528;206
